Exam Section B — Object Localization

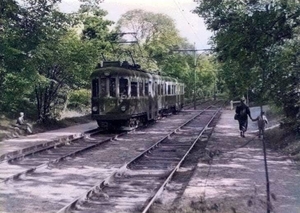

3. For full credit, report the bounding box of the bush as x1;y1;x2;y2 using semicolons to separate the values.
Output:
67;89;91;112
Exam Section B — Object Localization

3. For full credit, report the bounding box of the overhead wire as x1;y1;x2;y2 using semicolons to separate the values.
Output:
171;0;203;46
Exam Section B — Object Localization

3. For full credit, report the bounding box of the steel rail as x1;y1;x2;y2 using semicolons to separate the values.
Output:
56;105;218;213
121;107;212;167
141;107;222;213
183;99;211;110
1;128;101;163
1;132;126;183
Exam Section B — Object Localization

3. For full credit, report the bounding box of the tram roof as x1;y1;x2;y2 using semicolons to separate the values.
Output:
91;67;181;83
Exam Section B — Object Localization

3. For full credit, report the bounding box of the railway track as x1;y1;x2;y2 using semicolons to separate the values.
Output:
57;103;223;213
0;131;121;182
0;101;224;213
183;99;211;110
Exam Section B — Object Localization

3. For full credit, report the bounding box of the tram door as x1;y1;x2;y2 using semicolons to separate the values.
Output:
154;82;158;118
147;81;158;120
157;82;163;112
175;84;179;111
147;81;153;120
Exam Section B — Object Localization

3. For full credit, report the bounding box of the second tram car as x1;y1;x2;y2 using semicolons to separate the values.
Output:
91;61;184;130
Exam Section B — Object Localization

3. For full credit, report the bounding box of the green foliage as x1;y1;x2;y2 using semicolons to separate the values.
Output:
161;53;219;100
0;0;113;122
195;0;300;91
115;9;188;71
193;55;219;98
0;72;35;117
68;89;91;111
0;1;222;123
30;31;99;120
0;0;66;118
114;9;220;100
267;38;300;127
194;0;300;127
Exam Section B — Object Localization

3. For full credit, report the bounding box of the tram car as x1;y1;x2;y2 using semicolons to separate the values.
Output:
91;61;185;130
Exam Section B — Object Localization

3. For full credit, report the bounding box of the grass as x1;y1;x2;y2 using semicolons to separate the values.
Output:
262;103;300;163
265;126;300;163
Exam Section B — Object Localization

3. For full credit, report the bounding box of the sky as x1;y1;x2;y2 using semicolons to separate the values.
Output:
59;0;212;49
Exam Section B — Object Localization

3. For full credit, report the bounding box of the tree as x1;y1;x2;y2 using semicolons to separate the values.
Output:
114;9;220;101
0;0;113;121
30;31;99;120
267;37;300;126
0;0;67;116
115;9;188;70
194;0;300;125
30;3;113;121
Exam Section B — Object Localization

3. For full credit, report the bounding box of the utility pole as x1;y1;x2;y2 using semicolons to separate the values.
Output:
193;43;197;110
172;44;211;110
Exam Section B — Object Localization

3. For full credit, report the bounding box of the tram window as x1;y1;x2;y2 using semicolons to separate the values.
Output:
109;78;116;97
131;81;138;97
168;85;171;95
165;84;167;95
100;78;106;96
119;78;128;97
92;78;99;97
139;82;143;96
152;82;154;93
158;83;161;95
145;82;149;96
154;82;158;95
161;84;163;95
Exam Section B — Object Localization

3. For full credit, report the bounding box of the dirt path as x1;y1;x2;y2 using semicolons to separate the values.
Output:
154;108;300;213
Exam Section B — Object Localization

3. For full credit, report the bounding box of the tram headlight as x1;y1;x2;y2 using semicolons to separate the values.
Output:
120;105;126;112
92;106;98;112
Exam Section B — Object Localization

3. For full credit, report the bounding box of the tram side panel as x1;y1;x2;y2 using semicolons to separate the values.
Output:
90;62;185;129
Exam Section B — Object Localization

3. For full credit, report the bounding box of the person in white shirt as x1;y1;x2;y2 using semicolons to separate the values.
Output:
252;111;268;139
16;112;32;134
16;112;25;125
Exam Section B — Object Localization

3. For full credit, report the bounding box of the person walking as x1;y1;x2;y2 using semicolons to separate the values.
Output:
252;111;268;139
235;97;253;138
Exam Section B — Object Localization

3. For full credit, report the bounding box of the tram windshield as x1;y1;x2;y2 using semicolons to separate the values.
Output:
92;78;99;97
109;78;116;97
100;78;106;96
131;81;138;97
145;82;149;96
139;81;143;96
119;78;128;97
